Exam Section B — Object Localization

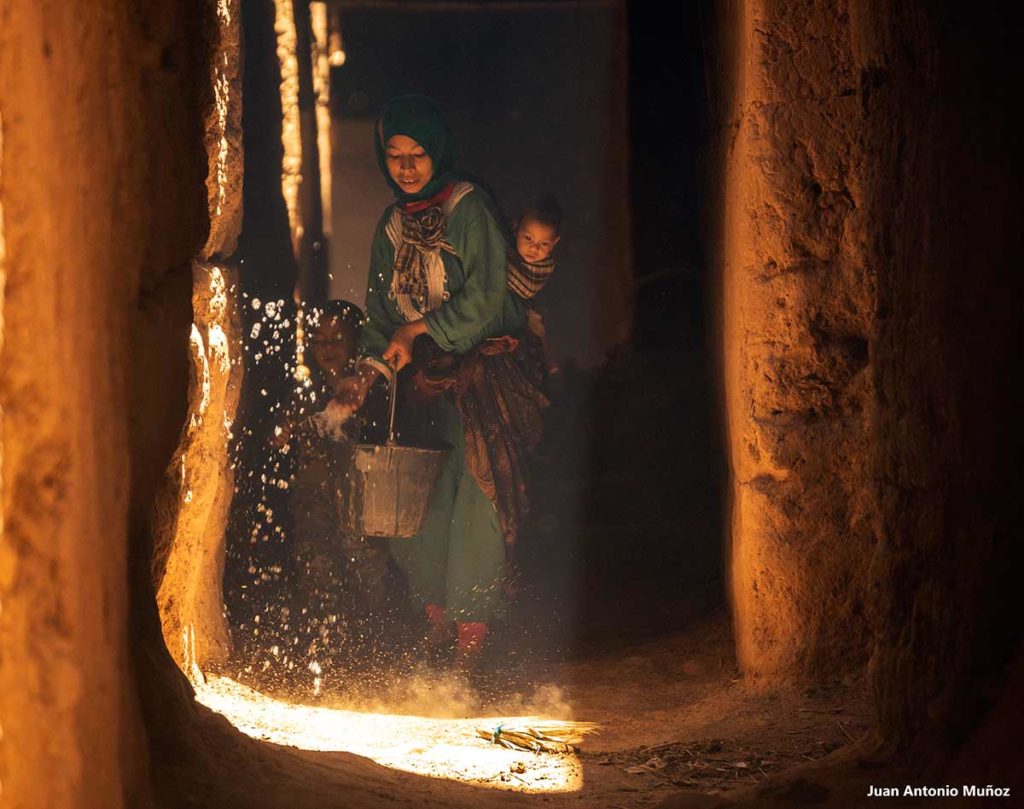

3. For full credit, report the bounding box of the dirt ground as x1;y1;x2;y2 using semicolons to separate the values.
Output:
193;611;874;809
540;613;874;808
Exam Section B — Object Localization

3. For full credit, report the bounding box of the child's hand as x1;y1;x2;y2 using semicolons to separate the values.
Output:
333;373;372;412
324;397;356;424
271;422;293;448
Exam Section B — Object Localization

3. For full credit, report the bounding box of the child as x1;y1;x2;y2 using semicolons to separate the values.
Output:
277;301;393;669
506;194;563;378
274;300;364;445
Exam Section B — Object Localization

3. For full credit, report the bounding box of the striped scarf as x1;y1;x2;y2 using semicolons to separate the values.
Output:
506;245;556;300
384;182;473;322
392;204;454;315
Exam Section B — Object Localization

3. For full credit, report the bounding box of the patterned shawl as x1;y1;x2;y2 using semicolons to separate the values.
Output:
411;335;548;550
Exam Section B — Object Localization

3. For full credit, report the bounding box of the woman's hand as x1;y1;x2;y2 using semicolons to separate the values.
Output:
383;320;428;372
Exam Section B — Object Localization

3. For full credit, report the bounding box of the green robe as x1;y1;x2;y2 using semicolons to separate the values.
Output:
358;186;525;623
360;188;525;358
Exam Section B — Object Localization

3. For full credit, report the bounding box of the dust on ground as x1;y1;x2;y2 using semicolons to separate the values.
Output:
200;611;872;807
538;613;874;807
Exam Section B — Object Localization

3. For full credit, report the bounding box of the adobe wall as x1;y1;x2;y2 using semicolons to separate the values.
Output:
716;0;1023;766
0;0;220;805
721;0;876;679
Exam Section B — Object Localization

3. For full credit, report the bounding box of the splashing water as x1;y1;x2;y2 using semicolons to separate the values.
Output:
211;294;585;792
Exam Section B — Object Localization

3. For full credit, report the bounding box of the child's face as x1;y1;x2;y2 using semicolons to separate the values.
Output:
309;317;355;379
516;217;560;263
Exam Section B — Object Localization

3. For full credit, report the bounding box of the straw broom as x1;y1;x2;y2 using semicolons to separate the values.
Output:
476;720;601;754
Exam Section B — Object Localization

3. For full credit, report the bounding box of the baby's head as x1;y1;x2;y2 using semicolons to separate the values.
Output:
307;300;363;381
515;194;563;264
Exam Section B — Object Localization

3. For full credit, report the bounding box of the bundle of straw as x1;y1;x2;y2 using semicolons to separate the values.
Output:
476;720;601;754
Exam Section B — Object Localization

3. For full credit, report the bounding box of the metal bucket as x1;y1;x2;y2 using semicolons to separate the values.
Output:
329;441;448;537
328;367;449;538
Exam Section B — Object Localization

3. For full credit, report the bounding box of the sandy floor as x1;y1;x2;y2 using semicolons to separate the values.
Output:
191;612;873;808
546;614;873;807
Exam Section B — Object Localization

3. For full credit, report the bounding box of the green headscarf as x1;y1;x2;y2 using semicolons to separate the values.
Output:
374;95;458;203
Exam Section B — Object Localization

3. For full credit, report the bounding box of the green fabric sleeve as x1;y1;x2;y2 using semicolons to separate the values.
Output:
358;211;396;361
423;192;509;352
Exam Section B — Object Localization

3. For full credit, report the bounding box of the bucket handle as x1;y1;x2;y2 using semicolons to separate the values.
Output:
386;359;399;445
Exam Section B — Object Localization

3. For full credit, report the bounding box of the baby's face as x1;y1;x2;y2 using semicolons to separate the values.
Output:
516;217;560;263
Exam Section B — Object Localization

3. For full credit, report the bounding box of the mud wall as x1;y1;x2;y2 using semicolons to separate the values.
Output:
715;0;1022;760
858;3;1023;755
720;0;876;679
0;0;217;805
151;262;243;672
148;0;244;675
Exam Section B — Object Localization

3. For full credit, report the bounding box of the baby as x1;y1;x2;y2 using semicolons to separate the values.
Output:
506;194;563;376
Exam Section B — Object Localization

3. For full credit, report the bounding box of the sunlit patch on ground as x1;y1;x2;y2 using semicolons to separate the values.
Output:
194;675;583;792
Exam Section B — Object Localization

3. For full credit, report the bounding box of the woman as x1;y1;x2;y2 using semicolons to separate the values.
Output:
333;95;545;671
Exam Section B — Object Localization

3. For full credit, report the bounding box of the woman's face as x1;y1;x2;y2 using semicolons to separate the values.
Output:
385;134;434;195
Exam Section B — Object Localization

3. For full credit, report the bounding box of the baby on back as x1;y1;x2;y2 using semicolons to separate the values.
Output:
506;194;563;376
